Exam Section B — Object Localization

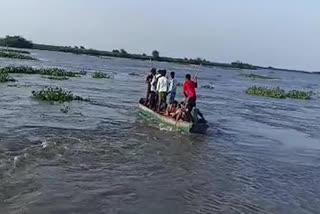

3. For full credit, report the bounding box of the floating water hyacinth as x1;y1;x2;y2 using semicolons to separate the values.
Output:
0;51;36;60
0;71;15;83
0;66;83;77
246;86;312;100
0;48;31;54
92;71;113;79
32;87;89;102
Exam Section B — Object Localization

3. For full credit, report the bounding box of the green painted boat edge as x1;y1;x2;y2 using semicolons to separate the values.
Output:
138;104;208;134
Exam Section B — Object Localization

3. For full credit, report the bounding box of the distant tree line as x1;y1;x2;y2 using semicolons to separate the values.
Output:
0;35;258;70
0;36;33;48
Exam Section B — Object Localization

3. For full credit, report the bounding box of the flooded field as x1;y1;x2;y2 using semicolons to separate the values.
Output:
0;50;319;214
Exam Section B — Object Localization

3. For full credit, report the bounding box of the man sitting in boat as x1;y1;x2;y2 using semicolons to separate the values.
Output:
170;101;187;121
165;100;178;117
156;70;169;113
183;74;198;121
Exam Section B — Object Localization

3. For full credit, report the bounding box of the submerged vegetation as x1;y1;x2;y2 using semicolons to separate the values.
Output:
246;86;312;100
32;87;88;102
0;71;15;83
92;71;113;79
0;66;81;77
240;73;278;80
42;75;69;81
128;72;140;76
0;51;36;60
201;84;215;89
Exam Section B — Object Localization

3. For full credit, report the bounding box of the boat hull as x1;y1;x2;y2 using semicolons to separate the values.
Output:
138;104;208;134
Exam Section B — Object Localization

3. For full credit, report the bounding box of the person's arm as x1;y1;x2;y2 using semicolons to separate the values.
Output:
156;78;160;92
168;80;172;93
183;82;187;98
193;77;198;88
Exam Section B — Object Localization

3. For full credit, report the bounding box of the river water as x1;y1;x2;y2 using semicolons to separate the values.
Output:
0;50;319;214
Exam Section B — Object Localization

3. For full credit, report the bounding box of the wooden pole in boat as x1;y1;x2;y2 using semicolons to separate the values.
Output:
194;63;202;79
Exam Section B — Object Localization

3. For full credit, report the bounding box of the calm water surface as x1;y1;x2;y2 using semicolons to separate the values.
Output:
0;50;319;214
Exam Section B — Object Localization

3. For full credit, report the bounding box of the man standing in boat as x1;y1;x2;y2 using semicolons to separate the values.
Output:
145;68;156;106
183;74;197;120
168;71;177;104
156;70;169;112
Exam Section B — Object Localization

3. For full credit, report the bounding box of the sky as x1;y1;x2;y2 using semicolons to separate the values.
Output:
0;0;319;71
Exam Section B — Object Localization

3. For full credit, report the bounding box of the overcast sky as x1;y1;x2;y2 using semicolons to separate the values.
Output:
0;0;319;71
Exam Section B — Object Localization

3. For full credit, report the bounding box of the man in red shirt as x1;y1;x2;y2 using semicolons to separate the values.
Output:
183;74;197;117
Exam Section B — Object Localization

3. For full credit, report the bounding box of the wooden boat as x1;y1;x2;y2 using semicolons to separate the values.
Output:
138;104;209;134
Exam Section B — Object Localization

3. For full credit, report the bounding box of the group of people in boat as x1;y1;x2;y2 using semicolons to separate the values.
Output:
141;68;206;123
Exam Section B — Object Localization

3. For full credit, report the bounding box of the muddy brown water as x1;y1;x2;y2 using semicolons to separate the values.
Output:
0;50;319;214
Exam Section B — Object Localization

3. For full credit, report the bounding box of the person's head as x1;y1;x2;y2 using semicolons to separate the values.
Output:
163;70;167;77
185;74;191;80
170;72;175;79
173;100;178;107
151;68;156;75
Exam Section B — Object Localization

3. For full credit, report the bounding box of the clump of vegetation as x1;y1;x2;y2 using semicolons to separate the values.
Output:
0;66;81;77
42;75;69;81
32;87;88;102
240;73;278;80
0;48;30;54
286;90;312;100
0;51;36;60
246;86;313;100
92;71;113;79
246;86;286;99
0;71;15;83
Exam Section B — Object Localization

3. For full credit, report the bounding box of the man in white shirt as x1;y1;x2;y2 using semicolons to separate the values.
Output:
168;71;177;104
148;68;157;109
156;70;169;112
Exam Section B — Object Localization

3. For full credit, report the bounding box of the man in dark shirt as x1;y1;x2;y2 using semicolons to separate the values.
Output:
145;68;156;106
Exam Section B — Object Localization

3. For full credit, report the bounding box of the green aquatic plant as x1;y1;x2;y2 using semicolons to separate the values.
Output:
32;87;88;102
0;48;30;54
286;90;312;100
246;86;286;99
0;71;15;83
240;73;278;80
0;51;36;60
42;75;69;80
0;66;81;77
92;71;113;79
246;86;313;100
